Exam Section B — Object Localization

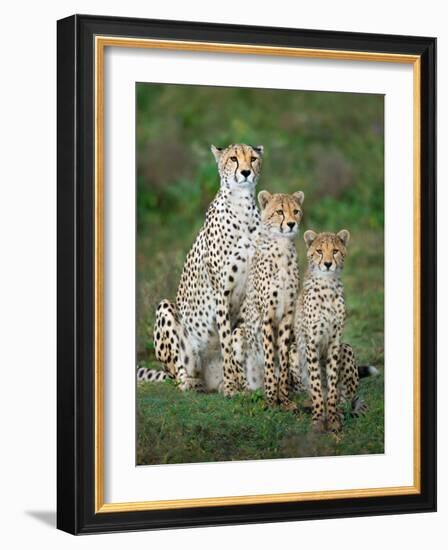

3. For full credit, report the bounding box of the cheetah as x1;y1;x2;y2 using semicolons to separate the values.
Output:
142;144;264;394
290;230;376;432
231;190;304;411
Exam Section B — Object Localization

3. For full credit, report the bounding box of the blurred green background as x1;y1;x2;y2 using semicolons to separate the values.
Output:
136;83;384;464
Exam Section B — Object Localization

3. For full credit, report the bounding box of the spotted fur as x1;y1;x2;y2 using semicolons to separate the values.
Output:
231;191;304;411
290;230;364;432
145;144;264;394
137;366;171;383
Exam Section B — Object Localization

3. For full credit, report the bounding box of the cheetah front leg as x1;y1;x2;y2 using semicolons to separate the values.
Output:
305;333;326;432
325;334;342;432
277;314;298;413
288;334;308;395
231;325;250;392
153;299;203;392
216;293;241;397
262;314;278;408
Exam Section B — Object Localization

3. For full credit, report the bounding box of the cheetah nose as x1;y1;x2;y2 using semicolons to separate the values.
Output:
324;261;332;269
241;170;251;178
287;221;296;230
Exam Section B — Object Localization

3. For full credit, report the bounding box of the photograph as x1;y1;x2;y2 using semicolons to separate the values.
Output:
135;83;385;465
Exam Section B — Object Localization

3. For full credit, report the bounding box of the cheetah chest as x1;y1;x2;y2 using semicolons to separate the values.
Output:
229;234;255;314
305;286;345;351
272;251;297;323
211;191;259;314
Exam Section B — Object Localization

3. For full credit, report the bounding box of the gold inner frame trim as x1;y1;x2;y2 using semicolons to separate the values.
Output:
94;35;421;513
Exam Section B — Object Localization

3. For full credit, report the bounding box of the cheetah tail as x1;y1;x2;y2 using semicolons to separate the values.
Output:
137;367;172;383
357;365;379;378
350;396;368;417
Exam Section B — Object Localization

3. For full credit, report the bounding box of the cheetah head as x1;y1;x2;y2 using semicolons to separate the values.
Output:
211;143;263;189
304;230;350;275
258;190;305;238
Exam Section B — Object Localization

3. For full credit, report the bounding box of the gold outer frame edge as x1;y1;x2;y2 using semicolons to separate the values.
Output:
94;36;421;514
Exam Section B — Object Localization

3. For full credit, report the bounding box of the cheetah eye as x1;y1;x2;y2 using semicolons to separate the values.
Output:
293;209;299;215
250;156;258;162
316;249;323;254
276;209;283;215
230;156;238;162
333;249;339;254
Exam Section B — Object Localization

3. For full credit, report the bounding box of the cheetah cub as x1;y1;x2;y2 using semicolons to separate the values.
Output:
291;229;360;432
231;190;304;411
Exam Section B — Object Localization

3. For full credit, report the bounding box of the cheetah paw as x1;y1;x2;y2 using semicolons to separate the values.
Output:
179;377;205;393
279;400;299;414
311;418;327;433
327;416;342;433
223;385;241;398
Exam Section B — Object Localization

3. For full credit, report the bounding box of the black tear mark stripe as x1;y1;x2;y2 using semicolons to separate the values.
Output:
318;253;324;268
279;200;285;233
233;151;239;181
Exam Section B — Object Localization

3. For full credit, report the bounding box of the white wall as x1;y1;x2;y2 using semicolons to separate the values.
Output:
0;1;444;547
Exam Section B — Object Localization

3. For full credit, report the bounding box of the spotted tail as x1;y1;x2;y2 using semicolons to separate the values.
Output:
357;365;379;378
350;365;379;417
137;366;172;383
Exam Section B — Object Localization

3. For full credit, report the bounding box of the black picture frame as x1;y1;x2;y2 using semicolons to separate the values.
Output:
57;14;436;535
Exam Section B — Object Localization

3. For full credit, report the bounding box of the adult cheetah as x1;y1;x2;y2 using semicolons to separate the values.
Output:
143;144;264;394
231;190;304;411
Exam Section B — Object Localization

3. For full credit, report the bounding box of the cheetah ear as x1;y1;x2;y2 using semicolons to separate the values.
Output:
337;229;350;246
253;145;264;156
258;190;272;210
293;191;305;206
304;230;317;247
211;145;223;162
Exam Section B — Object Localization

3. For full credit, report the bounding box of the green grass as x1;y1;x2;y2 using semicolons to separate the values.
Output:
137;371;384;465
135;83;384;465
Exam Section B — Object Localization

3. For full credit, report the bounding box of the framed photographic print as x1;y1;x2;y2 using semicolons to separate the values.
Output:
57;14;436;534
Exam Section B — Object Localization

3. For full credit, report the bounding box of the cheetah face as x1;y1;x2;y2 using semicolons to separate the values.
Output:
211;143;263;189
304;230;350;275
258;190;305;239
